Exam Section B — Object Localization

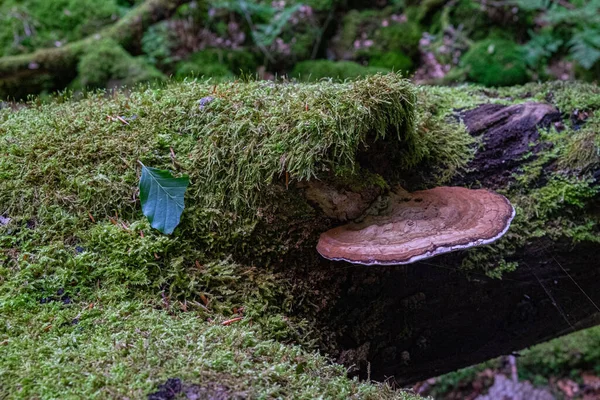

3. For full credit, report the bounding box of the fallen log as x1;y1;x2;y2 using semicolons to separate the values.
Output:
1;76;598;389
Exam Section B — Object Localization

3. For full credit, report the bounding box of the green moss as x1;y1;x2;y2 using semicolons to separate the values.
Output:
409;86;475;183
562;126;600;173
461;39;529;87
369;51;414;73
175;62;234;81
2;79;600;396
519;326;600;381
75;39;165;89
331;6;422;61
190;49;258;75
526;175;598;220
0;75;440;399
374;21;423;60
174;49;259;80
0;0;127;56
0;301;419;399
0;75;420;294
291;60;390;81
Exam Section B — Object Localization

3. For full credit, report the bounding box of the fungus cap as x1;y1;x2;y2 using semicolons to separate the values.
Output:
317;186;515;265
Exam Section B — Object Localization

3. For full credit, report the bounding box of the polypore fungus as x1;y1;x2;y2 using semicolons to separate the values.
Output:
317;186;515;265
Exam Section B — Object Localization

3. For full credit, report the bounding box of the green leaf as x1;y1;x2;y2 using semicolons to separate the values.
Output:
139;164;189;235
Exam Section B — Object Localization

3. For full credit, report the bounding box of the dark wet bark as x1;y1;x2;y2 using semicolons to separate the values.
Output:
312;238;600;385
456;103;562;188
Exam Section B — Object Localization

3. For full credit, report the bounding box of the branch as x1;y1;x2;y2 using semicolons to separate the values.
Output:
0;0;194;97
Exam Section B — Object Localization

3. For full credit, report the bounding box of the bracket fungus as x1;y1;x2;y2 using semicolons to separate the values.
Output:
317;186;515;265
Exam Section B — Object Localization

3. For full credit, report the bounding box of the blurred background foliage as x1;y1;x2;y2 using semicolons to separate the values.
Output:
1;0;599;100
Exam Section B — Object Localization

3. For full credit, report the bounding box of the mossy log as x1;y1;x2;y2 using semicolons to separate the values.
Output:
0;0;190;99
1;76;599;394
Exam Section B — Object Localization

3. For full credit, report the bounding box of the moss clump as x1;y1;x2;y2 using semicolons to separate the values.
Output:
562;125;600;173
374;21;423;60
174;49;258;80
518;325;600;382
175;62;234;81
0;74;430;264
331;6;422;62
369;51;415;73
461;38;529;87
187;49;258;75
75;39;165;89
291;60;390;81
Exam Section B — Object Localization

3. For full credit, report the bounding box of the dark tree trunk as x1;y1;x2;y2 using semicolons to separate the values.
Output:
296;102;600;385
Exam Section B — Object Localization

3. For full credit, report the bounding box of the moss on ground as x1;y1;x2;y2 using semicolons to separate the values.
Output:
429;325;600;395
461;39;529;87
518;325;600;382
330;6;422;62
1;76;600;397
174;49;258;80
75;39;165;89
291;60;390;81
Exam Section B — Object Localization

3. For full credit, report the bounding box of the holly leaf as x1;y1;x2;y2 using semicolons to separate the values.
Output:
139;164;189;234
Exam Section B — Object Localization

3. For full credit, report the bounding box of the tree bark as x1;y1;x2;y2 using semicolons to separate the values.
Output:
0;0;191;99
291;102;600;385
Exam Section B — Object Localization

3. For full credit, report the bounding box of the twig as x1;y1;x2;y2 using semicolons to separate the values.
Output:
221;317;243;326
239;2;275;64
311;9;334;60
508;355;518;382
